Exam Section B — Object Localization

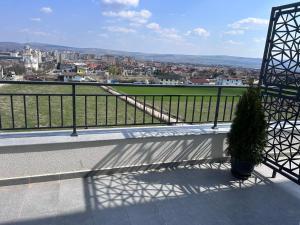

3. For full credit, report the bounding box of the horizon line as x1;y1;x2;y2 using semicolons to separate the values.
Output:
0;41;263;59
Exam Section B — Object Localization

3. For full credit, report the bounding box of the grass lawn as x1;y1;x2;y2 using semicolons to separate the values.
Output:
114;86;246;96
114;86;246;123
0;84;159;130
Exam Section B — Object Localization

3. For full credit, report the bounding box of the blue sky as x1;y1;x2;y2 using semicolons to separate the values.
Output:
0;0;295;58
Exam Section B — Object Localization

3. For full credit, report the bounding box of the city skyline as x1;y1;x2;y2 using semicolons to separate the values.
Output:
0;0;295;58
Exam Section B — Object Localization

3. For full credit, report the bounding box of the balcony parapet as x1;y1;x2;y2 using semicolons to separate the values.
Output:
0;123;230;186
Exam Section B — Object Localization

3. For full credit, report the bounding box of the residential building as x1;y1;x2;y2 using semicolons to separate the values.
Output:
156;74;182;85
58;73;86;82
216;77;243;86
189;78;210;85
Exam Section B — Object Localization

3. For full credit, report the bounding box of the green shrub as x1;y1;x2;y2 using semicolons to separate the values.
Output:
227;85;267;165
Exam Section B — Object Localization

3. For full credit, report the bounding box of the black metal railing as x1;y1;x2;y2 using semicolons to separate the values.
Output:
0;81;244;135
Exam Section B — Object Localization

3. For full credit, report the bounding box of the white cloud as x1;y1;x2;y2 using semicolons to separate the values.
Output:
225;40;243;45
185;27;210;37
40;7;53;14
185;31;191;36
229;17;268;30
192;28;210;37
224;30;244;35
146;23;182;41
102;9;151;24
104;26;136;33
102;0;139;7
30;18;41;22
146;22;160;31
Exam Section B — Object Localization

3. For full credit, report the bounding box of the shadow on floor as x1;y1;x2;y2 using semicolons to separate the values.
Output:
1;163;300;225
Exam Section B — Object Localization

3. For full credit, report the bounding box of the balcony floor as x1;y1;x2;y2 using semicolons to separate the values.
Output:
0;163;299;225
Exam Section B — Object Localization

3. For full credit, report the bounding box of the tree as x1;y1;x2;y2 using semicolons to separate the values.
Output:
227;85;267;165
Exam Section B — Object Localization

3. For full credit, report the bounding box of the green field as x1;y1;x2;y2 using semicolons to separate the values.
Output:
114;86;246;96
114;86;246;123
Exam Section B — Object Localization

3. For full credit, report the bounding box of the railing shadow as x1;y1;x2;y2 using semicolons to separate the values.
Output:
3;162;300;225
84;163;272;211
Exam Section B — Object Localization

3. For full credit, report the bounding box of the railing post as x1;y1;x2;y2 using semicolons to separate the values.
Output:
71;84;78;136
212;87;222;129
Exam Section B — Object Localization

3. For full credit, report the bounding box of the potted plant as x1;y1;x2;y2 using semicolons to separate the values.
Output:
227;85;267;179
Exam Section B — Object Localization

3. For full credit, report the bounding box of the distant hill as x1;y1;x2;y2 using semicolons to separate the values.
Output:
0;42;262;69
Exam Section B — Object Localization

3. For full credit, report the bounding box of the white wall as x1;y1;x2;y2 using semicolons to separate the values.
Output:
0;125;230;182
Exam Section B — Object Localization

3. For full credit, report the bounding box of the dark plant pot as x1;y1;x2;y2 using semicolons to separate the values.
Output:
231;158;255;180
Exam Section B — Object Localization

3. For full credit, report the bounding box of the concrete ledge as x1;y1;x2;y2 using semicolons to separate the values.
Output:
0;124;231;186
0;123;230;147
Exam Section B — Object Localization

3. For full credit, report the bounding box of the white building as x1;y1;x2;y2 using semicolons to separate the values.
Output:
216;77;243;86
156;74;182;85
58;73;86;82
23;55;39;71
159;78;180;85
10;52;19;57
22;46;40;71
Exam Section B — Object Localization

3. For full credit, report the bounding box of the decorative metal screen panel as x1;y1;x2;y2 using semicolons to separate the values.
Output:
260;2;300;184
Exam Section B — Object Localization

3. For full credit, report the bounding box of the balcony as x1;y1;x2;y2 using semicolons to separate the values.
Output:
1;0;300;223
0;81;299;224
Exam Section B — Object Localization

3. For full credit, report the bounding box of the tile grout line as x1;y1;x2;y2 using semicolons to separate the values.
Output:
17;184;29;219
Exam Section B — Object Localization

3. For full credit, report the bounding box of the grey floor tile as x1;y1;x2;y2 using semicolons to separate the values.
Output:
92;207;132;225
0;185;28;223
56;212;95;225
126;203;165;225
19;181;60;219
58;178;89;213
1;164;300;225
20;193;59;219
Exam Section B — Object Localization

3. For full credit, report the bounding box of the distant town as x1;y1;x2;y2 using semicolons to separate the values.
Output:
0;44;260;86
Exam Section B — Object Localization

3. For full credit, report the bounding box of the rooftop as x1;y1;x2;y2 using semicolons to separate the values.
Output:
0;163;299;225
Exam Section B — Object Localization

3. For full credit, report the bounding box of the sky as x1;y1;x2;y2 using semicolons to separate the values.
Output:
0;0;296;58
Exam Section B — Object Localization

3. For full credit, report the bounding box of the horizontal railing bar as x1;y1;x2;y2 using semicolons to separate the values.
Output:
0;126;74;130
104;94;242;97
0;120;232;131
0;93;242;97
0;93;72;97
76;94;241;97
0;123;168;131
76;123;164;128
0;80;248;89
